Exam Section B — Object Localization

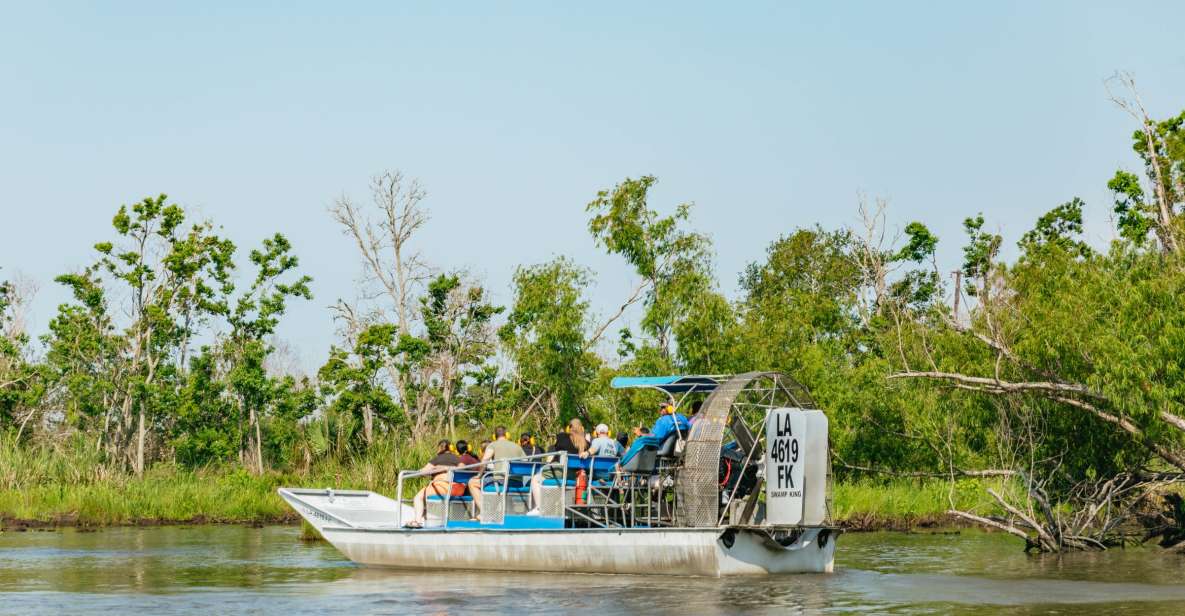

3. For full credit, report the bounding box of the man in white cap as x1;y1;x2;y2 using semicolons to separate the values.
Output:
585;423;620;458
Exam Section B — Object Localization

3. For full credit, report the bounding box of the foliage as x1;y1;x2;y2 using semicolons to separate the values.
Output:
500;258;599;423
586;175;713;360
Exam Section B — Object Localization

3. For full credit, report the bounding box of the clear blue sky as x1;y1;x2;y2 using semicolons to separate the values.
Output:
2;2;1183;372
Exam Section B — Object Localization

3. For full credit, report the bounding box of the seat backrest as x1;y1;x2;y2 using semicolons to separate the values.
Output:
451;470;476;483
589;456;617;476
655;433;679;457
507;461;542;477
621;446;658;473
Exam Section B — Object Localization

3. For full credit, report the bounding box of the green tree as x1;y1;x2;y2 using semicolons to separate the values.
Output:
0;276;46;434
317;324;403;450
500;258;599;424
586;176;713;361
220;233;312;472
418;274;503;438
54;195;234;473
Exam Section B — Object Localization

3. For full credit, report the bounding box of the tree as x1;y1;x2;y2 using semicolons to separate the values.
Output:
220;233;312;473
500;258;599;424
418;274;502;438
317;324;403;449
45;269;123;449
0;274;45;435
57;196;234;474
890;197;1185;550
330;170;430;421
586;176;713;360
1106;73;1184;253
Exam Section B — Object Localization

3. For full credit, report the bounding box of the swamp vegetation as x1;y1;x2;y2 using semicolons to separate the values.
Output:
2;78;1185;552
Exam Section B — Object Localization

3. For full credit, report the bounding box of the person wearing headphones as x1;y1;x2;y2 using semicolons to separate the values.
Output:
519;432;541;456
650;403;689;443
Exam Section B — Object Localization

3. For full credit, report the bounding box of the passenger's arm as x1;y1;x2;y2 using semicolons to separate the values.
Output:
651;418;670;442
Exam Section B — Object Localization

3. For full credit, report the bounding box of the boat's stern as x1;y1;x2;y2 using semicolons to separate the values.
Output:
715;526;839;575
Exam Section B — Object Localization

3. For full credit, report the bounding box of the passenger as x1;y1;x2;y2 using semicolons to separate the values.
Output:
650;403;689;443
456;440;480;466
615;429;629;454
585;423;620;458
551;419;588;456
687;400;704;425
466;426;526;517
527;419;588;515
519;432;541;457
406;439;462;528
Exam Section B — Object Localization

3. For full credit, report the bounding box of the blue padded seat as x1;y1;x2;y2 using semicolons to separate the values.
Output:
483;485;531;493
507;461;543;476
588;457;617;475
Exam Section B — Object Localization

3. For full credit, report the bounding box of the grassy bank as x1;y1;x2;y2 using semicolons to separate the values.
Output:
833;477;1009;530
0;437;436;528
0;440;1007;530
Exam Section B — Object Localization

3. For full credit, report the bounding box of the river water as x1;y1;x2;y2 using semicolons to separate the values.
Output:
0;526;1182;614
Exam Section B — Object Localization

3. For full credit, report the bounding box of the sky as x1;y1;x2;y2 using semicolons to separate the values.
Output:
1;1;1183;373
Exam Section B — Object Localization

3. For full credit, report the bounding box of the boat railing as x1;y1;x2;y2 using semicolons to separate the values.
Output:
394;445;690;529
395;451;566;527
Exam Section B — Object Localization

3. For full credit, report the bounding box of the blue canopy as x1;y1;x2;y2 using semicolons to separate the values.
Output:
609;375;722;394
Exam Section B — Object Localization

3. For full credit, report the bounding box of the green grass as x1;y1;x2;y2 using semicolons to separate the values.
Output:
832;477;1010;528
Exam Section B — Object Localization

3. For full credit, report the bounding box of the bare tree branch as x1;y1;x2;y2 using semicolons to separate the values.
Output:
586;277;650;349
888;370;1103;398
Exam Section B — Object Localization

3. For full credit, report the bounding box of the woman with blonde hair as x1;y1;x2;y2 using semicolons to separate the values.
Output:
526;418;589;516
562;418;588;455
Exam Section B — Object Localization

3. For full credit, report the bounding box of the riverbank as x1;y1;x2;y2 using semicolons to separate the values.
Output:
0;466;1009;532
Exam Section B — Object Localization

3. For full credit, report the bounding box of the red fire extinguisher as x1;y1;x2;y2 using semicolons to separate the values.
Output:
575;470;588;505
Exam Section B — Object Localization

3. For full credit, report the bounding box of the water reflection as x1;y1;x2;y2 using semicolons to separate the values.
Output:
0;526;1182;615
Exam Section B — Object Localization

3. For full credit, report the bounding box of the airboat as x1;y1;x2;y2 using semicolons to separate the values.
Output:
280;371;838;577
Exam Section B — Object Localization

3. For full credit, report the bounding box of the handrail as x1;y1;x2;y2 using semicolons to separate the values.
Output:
395;451;561;527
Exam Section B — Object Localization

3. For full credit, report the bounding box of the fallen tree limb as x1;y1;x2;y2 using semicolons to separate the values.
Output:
988;488;1058;552
947;509;1032;544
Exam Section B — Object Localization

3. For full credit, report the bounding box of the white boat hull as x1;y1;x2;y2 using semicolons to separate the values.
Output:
280;488;836;577
323;525;835;577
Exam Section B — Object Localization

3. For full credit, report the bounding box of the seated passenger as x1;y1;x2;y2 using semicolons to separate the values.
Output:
526;419;588;516
615;429;629;454
519;432;541;456
549;419;588;459
466;426;526;517
650;403;690;444
585;423;620;458
456;440;480;466
406;439;462;528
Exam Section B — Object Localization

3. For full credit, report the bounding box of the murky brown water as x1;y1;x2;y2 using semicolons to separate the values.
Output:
0;525;1182;614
